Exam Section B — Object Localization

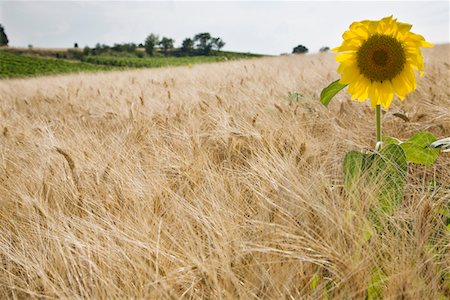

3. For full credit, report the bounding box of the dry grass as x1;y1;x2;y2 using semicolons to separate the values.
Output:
0;45;449;299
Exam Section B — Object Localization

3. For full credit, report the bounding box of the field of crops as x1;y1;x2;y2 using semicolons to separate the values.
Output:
0;50;263;79
0;43;449;298
0;51;112;79
81;53;258;68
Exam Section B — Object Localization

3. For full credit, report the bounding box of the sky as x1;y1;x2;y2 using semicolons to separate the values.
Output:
0;1;448;55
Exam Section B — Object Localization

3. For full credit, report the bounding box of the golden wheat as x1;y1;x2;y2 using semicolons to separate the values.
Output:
0;45;449;299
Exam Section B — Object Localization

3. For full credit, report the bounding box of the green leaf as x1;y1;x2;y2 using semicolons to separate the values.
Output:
367;269;387;300
342;146;408;230
384;132;439;166
400;143;440;166
367;144;407;224
400;131;439;166
363;228;373;242
405;131;436;147
310;274;320;290
320;79;347;107
343;151;366;192
376;144;407;210
382;136;401;145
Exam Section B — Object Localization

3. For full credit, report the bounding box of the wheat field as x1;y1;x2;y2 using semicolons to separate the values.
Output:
0;45;449;299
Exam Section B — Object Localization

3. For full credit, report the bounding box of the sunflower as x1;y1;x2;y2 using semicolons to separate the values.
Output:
333;16;432;109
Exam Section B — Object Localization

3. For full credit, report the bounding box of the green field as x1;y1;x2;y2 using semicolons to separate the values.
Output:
0;51;113;79
81;54;248;68
0;49;264;79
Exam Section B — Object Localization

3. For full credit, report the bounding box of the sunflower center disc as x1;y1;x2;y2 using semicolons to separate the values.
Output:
373;49;388;66
356;34;406;82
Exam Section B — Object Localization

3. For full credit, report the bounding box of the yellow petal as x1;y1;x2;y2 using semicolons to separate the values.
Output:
391;73;408;100
340;66;360;84
347;75;367;100
376;15;397;35
343;26;369;42
356;77;370;101
395;21;413;41
404;66;417;91
380;81;395;109
397;21;412;34
369;82;382;107
334;40;361;52
404;32;433;48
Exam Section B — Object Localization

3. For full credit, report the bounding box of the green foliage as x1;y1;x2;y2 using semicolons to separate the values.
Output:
401;143;439;166
0;47;262;79
344;131;444;234
368;144;407;216
293;44;308;54
438;204;450;229
367;269;387;299
81;54;244;68
343;144;408;225
181;38;195;55
0;24;8;46
383;132;440;166
0;51;112;79
310;274;320;290
159;37;174;56
343;150;366;192
381;136;401;145
67;49;84;60
145;33;160;56
111;43;137;53
194;32;213;55
212;37;225;52
320;80;347;107
83;46;91;56
320;46;330;52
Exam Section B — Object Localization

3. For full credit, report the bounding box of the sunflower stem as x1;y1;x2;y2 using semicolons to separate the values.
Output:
375;104;382;150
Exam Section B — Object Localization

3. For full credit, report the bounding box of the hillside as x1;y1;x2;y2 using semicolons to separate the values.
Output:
0;50;113;78
0;48;264;79
0;45;449;298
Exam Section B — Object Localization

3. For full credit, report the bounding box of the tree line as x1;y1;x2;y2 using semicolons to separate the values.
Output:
0;24;330;56
0;24;8;46
144;32;225;56
81;32;226;58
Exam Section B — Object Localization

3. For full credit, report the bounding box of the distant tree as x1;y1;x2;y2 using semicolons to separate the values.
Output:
74;42;79;48
159;37;174;56
90;43;111;55
194;32;213;55
112;43;121;52
0;24;9;46
181;38;194;55
145;33;160;56
292;44;308;54
112;43;137;52
28;44;33;49
212;37;225;52
127;43;137;52
320;46;330;52
138;43;144;48
100;44;110;51
83;46;91;55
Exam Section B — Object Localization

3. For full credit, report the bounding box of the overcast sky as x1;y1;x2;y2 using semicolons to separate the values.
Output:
0;1;448;54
